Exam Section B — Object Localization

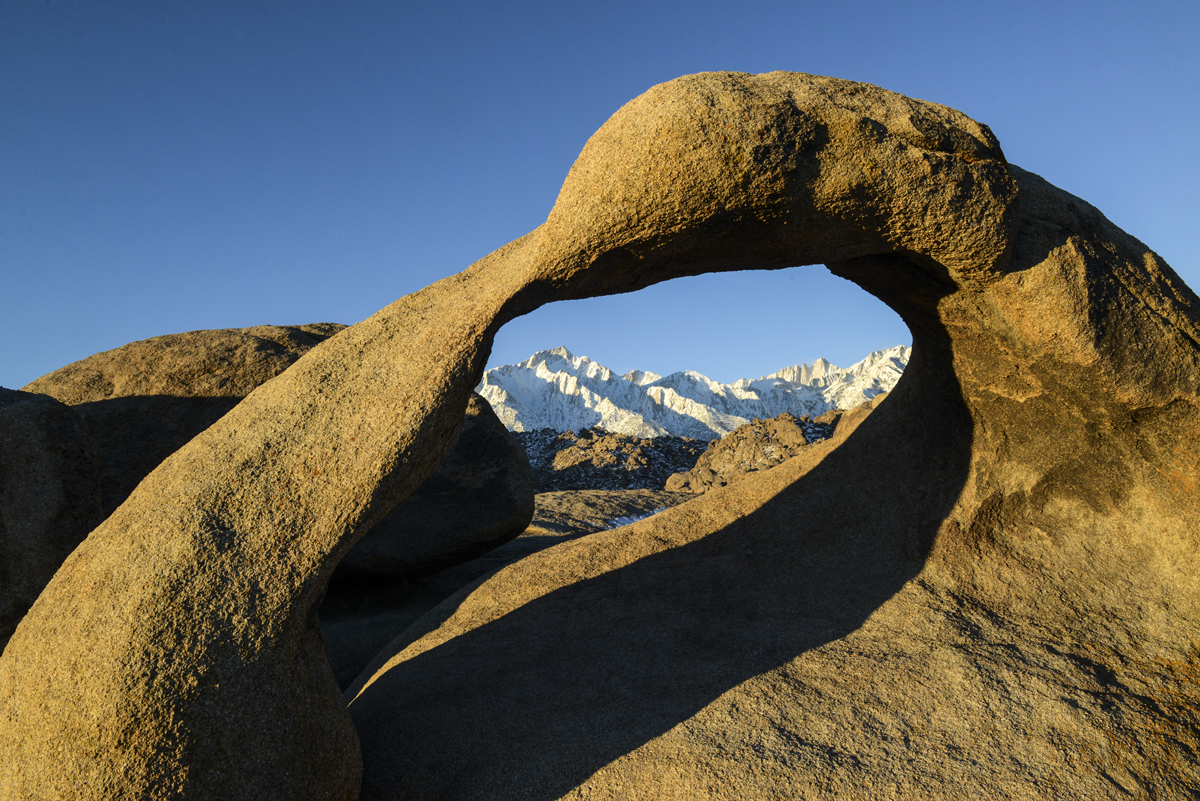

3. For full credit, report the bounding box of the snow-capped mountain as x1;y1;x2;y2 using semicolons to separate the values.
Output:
477;345;910;440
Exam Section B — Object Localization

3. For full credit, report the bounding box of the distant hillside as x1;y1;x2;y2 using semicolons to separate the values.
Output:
477;345;909;440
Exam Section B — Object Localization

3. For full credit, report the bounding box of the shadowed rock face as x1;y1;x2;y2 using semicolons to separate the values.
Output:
333;392;534;579
24;325;533;583
2;71;1198;799
0;390;103;653
319;489;689;692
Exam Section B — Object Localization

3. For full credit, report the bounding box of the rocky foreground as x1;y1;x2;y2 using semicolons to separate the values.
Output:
1;317;843;683
666;409;841;493
517;408;841;493
2;71;1199;799
322;488;693;689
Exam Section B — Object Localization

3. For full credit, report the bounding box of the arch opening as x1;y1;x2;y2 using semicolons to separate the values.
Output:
347;250;976;799
486;264;912;388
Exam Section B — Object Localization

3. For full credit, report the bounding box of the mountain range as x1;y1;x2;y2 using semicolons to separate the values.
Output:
477;345;910;440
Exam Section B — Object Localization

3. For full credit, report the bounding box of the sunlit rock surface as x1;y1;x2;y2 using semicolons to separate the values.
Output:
3;71;1198;800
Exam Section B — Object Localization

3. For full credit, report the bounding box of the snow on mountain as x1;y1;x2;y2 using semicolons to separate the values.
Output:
477;345;910;440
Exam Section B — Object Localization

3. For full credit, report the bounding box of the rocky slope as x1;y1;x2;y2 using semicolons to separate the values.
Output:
665;408;844;494
516;428;706;491
478;344;908;439
518;408;842;494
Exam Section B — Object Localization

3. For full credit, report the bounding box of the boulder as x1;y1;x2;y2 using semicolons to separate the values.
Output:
24;323;348;515
319;391;533;690
0;389;103;653
813;407;843;428
665;410;837;493
3;71;1198;799
26;325;533;581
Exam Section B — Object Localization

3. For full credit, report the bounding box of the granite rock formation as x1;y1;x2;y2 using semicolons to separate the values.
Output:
0;389;103;653
3;71;1198;799
4;324;532;798
24;325;533;582
24;323;348;515
664;409;840;493
320;391;533;689
517;427;705;491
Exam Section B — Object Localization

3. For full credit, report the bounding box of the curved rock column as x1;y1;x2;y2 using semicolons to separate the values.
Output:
2;72;1197;799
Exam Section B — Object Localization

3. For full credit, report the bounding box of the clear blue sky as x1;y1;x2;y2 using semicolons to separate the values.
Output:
4;1;1197;387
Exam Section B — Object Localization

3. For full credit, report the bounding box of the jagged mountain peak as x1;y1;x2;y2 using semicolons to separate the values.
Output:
517;346;620;383
478;346;910;440
763;346;910;386
621;368;663;386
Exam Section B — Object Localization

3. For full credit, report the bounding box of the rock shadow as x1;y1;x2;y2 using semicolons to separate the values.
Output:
71;394;241;515
348;322;973;800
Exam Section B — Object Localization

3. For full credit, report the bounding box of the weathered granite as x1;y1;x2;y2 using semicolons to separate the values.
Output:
26;326;532;582
24;323;347;515
518;427;706;492
3;71;1198;799
664;410;830;493
334;392;533;579
320;488;688;691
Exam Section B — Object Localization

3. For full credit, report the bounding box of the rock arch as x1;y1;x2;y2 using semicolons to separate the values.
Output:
2;72;1197;799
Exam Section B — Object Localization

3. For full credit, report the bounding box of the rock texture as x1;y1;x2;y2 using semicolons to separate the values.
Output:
517;427;705;491
26;325;532;582
24;323;348;515
334;392;533;578
0;389;103;653
3;71;1199;799
665;409;841;493
520;488;691;537
320;391;534;688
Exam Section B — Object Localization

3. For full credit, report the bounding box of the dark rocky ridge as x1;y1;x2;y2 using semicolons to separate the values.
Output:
516;428;706;491
667;408;844;493
519;409;841;493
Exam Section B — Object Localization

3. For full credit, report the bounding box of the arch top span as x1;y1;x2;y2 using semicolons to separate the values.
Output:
527;71;1019;303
